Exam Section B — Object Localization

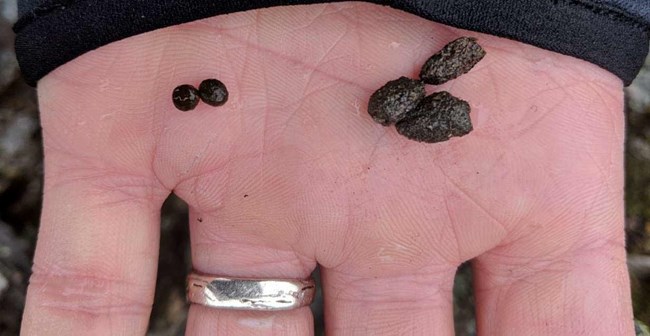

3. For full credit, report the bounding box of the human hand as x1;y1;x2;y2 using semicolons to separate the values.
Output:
21;3;633;335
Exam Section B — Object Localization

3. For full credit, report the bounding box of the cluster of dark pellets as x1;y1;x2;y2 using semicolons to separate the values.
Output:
367;37;485;144
172;78;229;111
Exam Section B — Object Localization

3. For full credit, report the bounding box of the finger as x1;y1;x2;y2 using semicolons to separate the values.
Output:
321;265;458;335
474;233;633;335
21;151;168;334
471;63;634;334
178;196;317;336
186;306;314;335
473;175;633;334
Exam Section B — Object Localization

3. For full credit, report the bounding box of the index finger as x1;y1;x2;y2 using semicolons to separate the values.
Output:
21;155;168;335
20;83;169;335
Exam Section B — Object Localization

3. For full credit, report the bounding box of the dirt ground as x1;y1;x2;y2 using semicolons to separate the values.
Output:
1;0;649;334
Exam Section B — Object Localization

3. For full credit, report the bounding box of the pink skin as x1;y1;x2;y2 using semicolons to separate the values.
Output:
20;3;632;336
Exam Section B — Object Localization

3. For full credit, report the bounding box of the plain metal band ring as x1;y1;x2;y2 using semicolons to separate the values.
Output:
186;273;316;311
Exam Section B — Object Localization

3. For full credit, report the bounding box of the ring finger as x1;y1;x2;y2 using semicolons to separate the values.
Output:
179;194;317;335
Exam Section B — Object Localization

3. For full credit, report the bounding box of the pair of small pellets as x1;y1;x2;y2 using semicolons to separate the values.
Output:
368;37;486;144
172;79;229;111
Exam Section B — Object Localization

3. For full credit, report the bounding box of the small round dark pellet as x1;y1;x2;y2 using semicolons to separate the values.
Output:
172;84;200;111
198;79;229;106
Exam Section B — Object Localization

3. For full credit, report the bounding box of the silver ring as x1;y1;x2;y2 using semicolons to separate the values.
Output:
186;273;316;311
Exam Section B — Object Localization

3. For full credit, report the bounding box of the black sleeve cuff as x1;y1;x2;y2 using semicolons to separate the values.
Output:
14;0;650;86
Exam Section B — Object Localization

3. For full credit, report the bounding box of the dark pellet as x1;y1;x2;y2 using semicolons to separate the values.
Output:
198;79;229;106
396;91;473;143
367;77;425;126
419;37;486;85
172;84;200;111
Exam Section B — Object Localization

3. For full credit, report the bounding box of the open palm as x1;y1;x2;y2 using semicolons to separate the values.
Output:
22;3;633;335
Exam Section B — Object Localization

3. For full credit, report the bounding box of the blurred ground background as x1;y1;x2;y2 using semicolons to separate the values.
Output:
1;0;649;334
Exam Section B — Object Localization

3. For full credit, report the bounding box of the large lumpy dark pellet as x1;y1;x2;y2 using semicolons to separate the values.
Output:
198;79;229;106
172;84;200;111
367;77;425;126
396;91;473;143
419;37;486;85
